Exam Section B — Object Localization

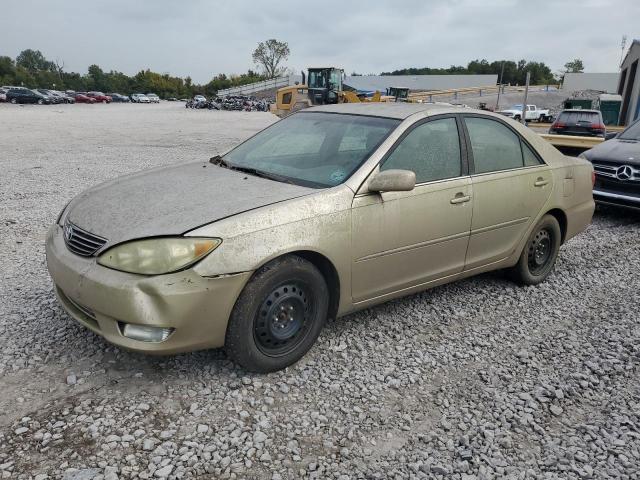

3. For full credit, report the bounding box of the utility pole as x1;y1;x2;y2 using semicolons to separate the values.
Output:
620;35;628;67
495;61;505;111
520;71;530;125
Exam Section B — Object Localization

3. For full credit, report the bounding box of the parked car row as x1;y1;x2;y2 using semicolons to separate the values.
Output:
1;86;73;105
0;86;163;105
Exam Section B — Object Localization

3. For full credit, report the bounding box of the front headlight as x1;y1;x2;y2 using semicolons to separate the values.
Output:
97;237;221;275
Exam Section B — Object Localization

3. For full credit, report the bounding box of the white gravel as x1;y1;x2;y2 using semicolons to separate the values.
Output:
1;102;640;479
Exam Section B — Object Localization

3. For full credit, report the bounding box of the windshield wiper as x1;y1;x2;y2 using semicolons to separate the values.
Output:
209;154;230;167
209;155;294;184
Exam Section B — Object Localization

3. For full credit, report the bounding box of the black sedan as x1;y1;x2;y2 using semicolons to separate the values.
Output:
581;120;640;210
6;88;51;105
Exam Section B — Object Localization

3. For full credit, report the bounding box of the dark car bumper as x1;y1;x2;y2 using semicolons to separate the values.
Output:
593;188;640;210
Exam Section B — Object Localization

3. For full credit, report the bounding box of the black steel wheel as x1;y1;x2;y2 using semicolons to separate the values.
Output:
225;255;329;372
253;282;314;357
527;228;552;275
510;214;561;285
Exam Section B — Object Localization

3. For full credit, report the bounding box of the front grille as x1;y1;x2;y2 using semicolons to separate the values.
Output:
592;162;640;182
63;220;107;257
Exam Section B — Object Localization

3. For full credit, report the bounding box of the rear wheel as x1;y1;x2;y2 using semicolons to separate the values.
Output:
225;255;329;372
509;214;561;285
10;98;17;104
37;99;43;105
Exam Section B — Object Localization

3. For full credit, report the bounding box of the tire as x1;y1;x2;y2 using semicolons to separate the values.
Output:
10;98;17;104
509;214;561;285
513;115;521;121
37;99;43;105
225;255;329;372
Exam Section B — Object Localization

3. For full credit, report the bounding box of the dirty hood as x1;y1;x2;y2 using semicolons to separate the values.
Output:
66;161;315;247
585;139;640;167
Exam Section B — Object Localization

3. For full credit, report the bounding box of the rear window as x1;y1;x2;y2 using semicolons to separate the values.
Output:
557;111;601;124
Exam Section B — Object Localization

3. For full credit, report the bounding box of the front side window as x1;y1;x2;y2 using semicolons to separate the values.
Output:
381;117;462;183
465;117;524;173
224;112;399;188
308;71;326;89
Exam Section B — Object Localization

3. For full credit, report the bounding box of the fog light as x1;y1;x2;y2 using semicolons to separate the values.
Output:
122;324;174;343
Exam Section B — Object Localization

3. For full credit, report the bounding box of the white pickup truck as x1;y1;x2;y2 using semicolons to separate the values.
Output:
499;104;552;122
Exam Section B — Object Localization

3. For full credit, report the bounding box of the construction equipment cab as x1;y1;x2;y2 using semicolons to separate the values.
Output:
307;67;343;105
386;87;410;102
271;67;344;117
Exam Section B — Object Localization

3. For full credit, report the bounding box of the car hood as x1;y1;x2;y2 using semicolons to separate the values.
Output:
586;139;640;166
66;161;316;247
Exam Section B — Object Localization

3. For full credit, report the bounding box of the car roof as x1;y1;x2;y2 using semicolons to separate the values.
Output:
306;102;476;119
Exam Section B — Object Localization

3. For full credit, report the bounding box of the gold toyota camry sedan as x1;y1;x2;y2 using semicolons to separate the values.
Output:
46;103;595;372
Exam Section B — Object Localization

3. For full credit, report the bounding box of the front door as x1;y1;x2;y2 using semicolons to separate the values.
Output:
351;116;473;303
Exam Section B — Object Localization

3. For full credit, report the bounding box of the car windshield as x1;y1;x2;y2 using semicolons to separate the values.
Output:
619;120;640;141
223;112;400;188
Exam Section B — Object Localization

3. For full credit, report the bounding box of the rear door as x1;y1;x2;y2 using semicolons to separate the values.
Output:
461;115;552;270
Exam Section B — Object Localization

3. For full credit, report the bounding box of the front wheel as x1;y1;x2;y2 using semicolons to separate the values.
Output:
10;98;17;104
225;255;329;372
509;214;561;285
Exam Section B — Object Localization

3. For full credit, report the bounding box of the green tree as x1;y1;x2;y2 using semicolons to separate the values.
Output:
564;59;584;73
0;56;15;77
252;39;290;78
16;49;54;73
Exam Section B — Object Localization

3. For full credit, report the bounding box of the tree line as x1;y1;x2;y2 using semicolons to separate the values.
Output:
381;59;564;85
0;49;267;98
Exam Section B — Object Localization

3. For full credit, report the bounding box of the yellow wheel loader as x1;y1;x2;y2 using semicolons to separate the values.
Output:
270;67;385;117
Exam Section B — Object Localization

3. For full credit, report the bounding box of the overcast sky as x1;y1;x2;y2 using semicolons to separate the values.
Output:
1;0;637;83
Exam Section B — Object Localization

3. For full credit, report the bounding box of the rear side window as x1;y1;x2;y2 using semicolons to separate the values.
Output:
381;117;461;183
465;117;523;173
557;111;601;124
522;142;542;166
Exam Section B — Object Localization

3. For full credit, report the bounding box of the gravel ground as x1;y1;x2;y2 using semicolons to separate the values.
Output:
1;102;639;480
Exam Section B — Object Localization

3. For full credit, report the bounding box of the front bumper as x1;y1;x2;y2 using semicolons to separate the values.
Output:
593;189;640;210
45;224;251;354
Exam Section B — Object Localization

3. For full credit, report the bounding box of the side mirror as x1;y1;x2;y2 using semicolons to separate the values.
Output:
605;132;618;141
368;169;416;193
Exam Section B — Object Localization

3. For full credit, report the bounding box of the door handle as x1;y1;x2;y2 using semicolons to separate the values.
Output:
450;193;471;204
534;177;549;187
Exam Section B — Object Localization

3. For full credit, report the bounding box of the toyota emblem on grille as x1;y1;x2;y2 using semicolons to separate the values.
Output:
616;165;633;181
64;223;73;241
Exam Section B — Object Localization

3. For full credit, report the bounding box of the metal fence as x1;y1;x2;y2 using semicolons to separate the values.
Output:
217;77;289;97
